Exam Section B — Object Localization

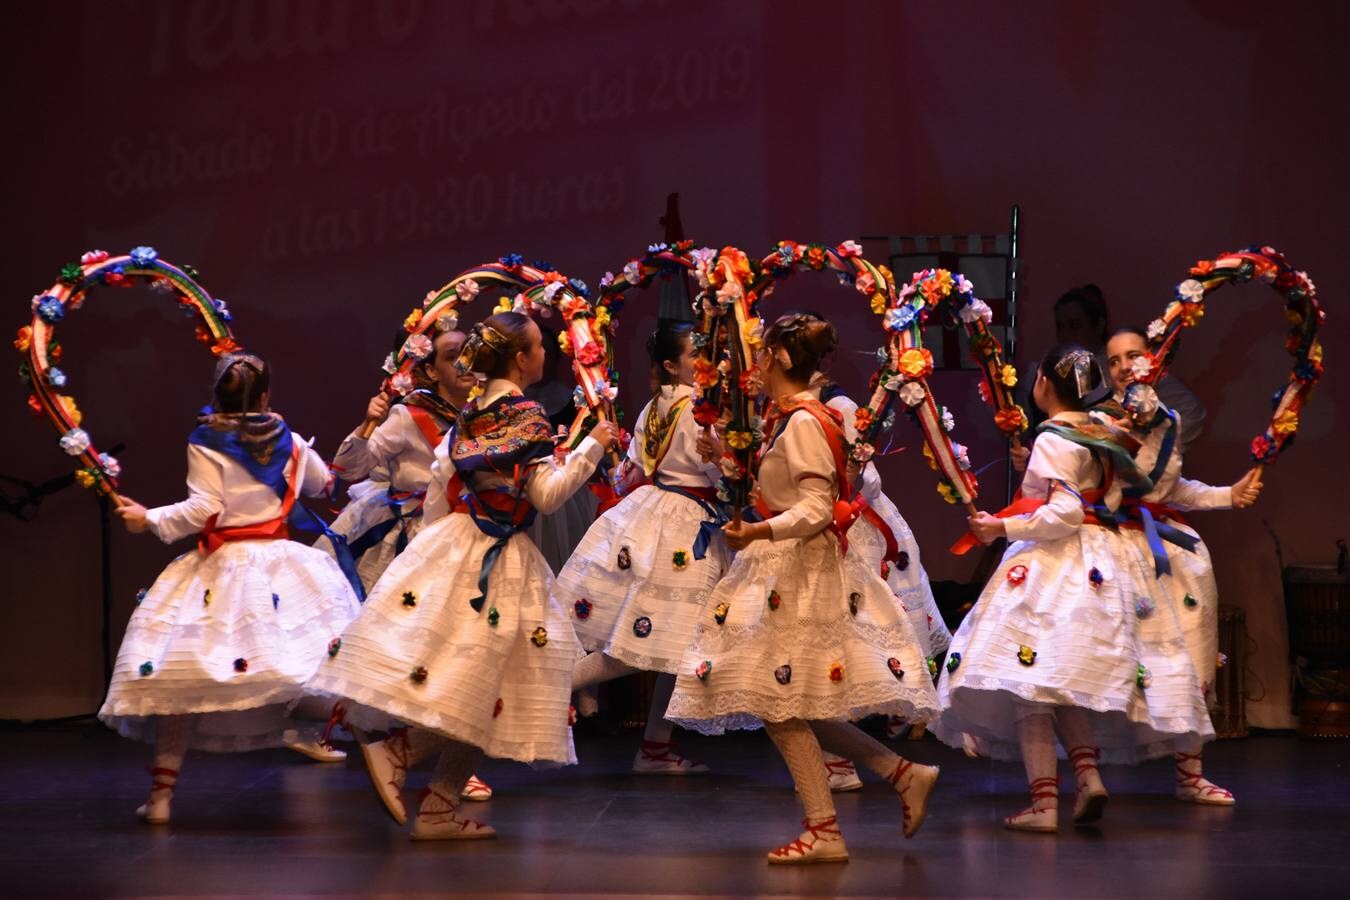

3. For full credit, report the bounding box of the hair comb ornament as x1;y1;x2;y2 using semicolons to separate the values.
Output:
1054;348;1099;398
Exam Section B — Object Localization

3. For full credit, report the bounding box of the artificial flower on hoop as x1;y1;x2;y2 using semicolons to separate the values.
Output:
869;292;888;315
692;398;721;427
836;240;863;259
954;273;975;295
575;342;605;366
804;245;827;270
922;442;938;471
1129;356;1155;381
210;337;240;356
742;316;764;349
454;279;480;303
1272;408;1299;437
897;348;934;379
559;296;590;320
994;406;1025;433
999;364;1018;387
958;298;993;324
936;480;959;504
776;241;798;266
1180;302;1204;327
622;259;643;286
403;308;423;332
738;367;763;395
14;326;32;352
1147;318;1167;340
404;333;433;360
80;250;109;265
919;269;954;305
855;271;876;296
59;427;90;456
693;357;720;390
390;372;415;395
855;407;875;434
899;382;926;407
716;279;742;307
851;441;876;464
1176;279;1206;302
884;303;919;333
725;429;754;451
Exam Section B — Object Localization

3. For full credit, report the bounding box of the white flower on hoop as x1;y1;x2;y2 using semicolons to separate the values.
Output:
1176;279;1205;302
898;382;926;406
454;280;480;302
716;279;742;307
622;260;643;285
541;281;564;305
390;372;415;396
941;408;956;432
381;353;397;375
958;298;992;324
1130;356;1155;380
436;313;459;333
954;274;975;295
98;453;122;478
1147;319;1166;340
837;240;863;258
404;333;433;361
59;427;90;456
855;271;876;295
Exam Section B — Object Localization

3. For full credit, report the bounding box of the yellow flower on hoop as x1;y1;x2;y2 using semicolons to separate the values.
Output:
922;442;938;472
404;308;423;332
869;293;887;315
1000;364;1018;387
725;429;753;450
60;395;82;426
1273;409;1299;437
897;348;934;379
937;481;958;504
1180;302;1204;328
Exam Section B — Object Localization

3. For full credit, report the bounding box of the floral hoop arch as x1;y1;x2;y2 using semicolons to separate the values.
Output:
691;241;988;513
16;246;238;499
1129;246;1324;468
378;254;617;451
873;266;1027;508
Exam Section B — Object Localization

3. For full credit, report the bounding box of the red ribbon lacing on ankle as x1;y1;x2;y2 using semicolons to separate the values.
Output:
769;817;841;858
319;701;347;747
1175;751;1233;799
639;740;688;764
146;767;178;795
888;759;913;826
1008;776;1060;821
1069;745;1101;779
824;757;858;777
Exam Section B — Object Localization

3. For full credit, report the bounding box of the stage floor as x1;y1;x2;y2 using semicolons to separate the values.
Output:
0;722;1344;898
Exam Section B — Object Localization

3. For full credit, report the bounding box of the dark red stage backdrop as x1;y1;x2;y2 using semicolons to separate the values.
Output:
3;1;1346;728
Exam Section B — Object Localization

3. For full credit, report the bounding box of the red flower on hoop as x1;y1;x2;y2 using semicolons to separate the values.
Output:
804;246;827;270
1251;434;1276;462
692;398;721;426
560;297;590;320
994;406;1026;433
575;342;604;366
210;337;241;356
693;357;720;390
1189;260;1216;277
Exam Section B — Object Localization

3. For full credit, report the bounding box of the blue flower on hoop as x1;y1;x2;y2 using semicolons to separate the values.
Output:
47;367;67;388
883;303;919;334
835;270;856;287
647;242;669;254
499;253;525;269
214;298;232;322
568;277;590;298
532;259;555;272
36;295;64;324
129;246;159;268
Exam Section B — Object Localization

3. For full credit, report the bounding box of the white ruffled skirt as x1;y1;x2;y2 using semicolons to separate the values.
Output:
665;530;940;734
99;539;362;752
933;524;1214;764
554;484;730;673
307;511;581;765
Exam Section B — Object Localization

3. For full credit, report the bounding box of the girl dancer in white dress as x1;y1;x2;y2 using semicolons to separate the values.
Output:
325;327;476;594
558;322;728;774
936;344;1215;833
666;313;941;864
103;354;362;824
1099;327;1263;805
308;313;618;840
